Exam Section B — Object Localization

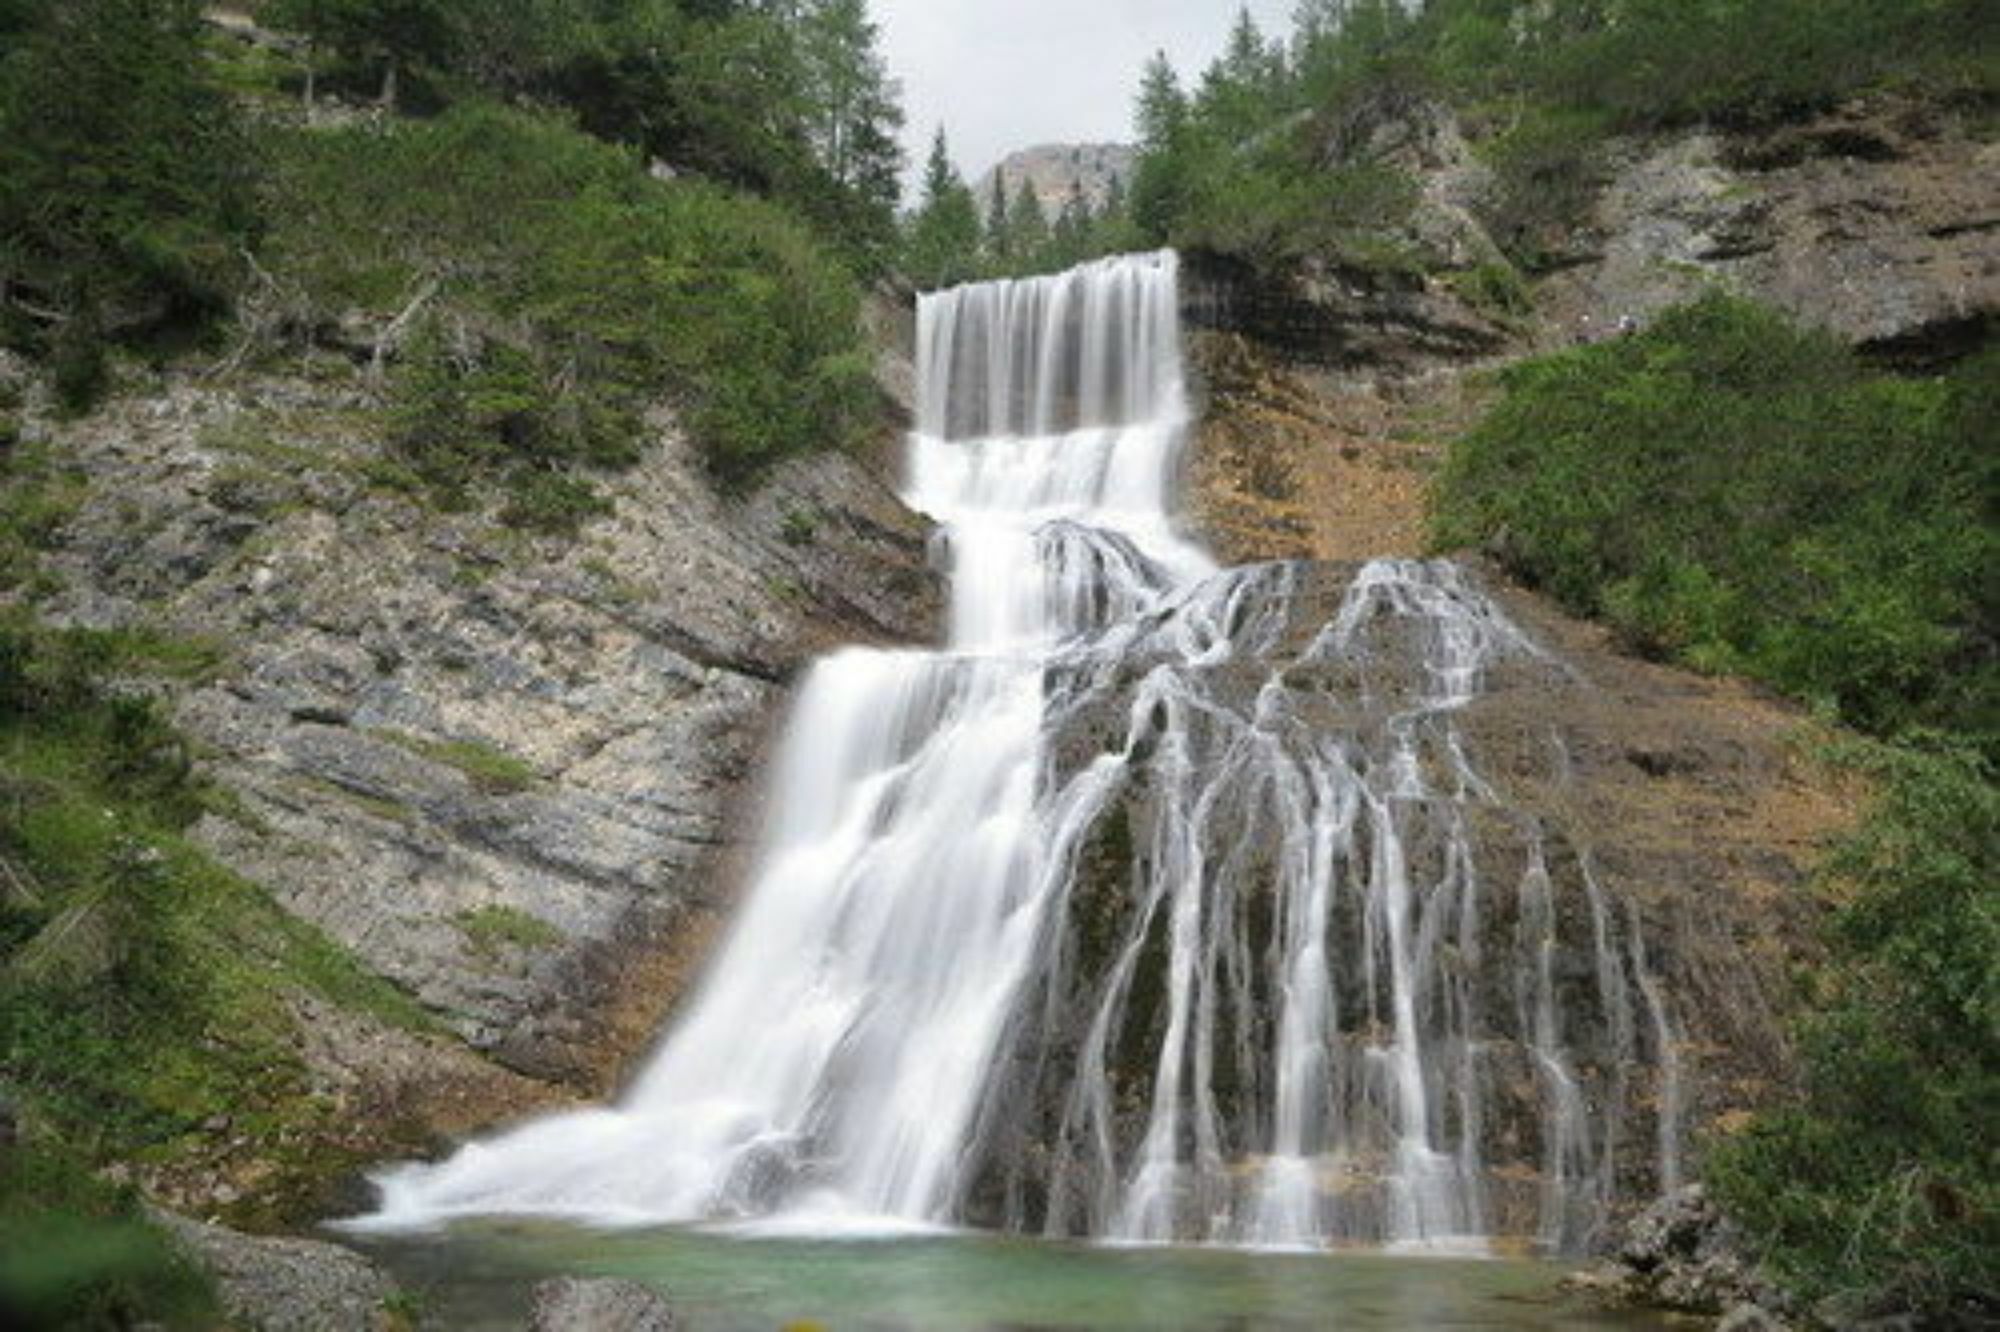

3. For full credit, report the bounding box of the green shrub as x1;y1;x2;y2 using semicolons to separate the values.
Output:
1475;105;1613;270
1434;293;1995;742
0;0;257;404
0;612;430;1240
0;1145;219;1331
1707;739;1998;1322
262;103;875;491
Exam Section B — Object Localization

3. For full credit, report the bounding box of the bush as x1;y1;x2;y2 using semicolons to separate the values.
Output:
1434;293;1995;742
0;0;257;403
262;103;876;492
0;1145;219;1331
1706;740;1998;1322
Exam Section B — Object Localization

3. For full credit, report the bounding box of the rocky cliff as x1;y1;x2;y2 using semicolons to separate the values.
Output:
1165;88;1990;1260
1182;92;1995;376
5;346;939;1218
978;143;1137;215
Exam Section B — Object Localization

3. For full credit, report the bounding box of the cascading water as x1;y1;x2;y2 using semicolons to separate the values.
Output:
364;252;1681;1253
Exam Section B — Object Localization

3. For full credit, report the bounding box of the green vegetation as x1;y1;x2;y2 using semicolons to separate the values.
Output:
900;128;1141;288
1435;294;1995;743
1083;0;1998;280
376;727;537;795
456;904;562;959
0;613;434;1262
0;434;87;595
262;102;877;497
1707;739;1997;1324
1435;292;1996;1318
1127;11;1421;274
3;0;900;494
261;0;904;271
0;1148;220;1332
0;0;258;408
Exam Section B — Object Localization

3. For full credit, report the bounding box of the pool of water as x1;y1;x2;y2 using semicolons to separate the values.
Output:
351;1223;1672;1331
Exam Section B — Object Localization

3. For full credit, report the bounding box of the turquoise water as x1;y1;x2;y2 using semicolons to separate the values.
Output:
354;1224;1673;1331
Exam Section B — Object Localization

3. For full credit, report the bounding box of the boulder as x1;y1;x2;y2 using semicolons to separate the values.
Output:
153;1210;398;1332
530;1277;680;1332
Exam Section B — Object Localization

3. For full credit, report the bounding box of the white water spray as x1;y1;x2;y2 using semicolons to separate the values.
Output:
363;252;1681;1250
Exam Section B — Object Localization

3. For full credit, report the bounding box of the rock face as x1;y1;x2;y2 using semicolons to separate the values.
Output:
1185;331;1489;566
1182;93;1994;377
154;1210;400;1332
978;142;1137;215
1534;95;1998;364
530;1277;680;1332
1562;1186;1794;1324
22;364;939;1195
956;558;1853;1247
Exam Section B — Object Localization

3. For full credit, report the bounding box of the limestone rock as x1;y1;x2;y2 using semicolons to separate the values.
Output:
25;366;940;1196
1579;1185;1796;1320
977;143;1136;216
153;1210;398;1332
530;1277;680;1332
1535;96;1997;362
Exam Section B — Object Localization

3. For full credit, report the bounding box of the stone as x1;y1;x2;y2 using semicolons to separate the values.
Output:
530;1277;680;1332
1718;1303;1792;1331
1534;95;1997;363
152;1210;398;1332
1596;1187;1786;1318
25;356;938;1204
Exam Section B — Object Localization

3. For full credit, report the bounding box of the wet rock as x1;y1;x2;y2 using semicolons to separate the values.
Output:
1719;1303;1793;1331
967;553;1855;1247
1570;1185;1795;1320
152;1210;398;1332
530;1277;680;1332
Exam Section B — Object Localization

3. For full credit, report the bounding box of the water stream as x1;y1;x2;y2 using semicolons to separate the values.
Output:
361;252;1680;1262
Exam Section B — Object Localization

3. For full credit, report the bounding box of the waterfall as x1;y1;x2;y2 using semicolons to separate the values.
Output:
363;252;1681;1251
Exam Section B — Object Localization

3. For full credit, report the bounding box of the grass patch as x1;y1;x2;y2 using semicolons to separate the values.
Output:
455;905;562;960
0;610;435;1257
0;434;87;594
376;730;537;795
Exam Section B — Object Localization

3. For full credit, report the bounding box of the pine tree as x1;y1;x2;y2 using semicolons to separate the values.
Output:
1130;52;1193;243
1134;51;1189;154
985;170;1011;254
1005;181;1050;264
793;0;905;266
1049;181;1094;269
0;0;256;404
901;126;981;289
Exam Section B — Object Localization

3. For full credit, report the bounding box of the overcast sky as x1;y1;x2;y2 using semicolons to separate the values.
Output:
871;0;1298;188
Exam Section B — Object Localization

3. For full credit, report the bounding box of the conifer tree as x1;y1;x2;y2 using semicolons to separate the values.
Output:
985;171;1011;256
795;0;904;259
1006;181;1051;264
0;0;255;404
902;127;982;289
1130;52;1193;243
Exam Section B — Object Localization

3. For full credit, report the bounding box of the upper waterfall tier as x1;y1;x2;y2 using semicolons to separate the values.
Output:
917;251;1189;441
